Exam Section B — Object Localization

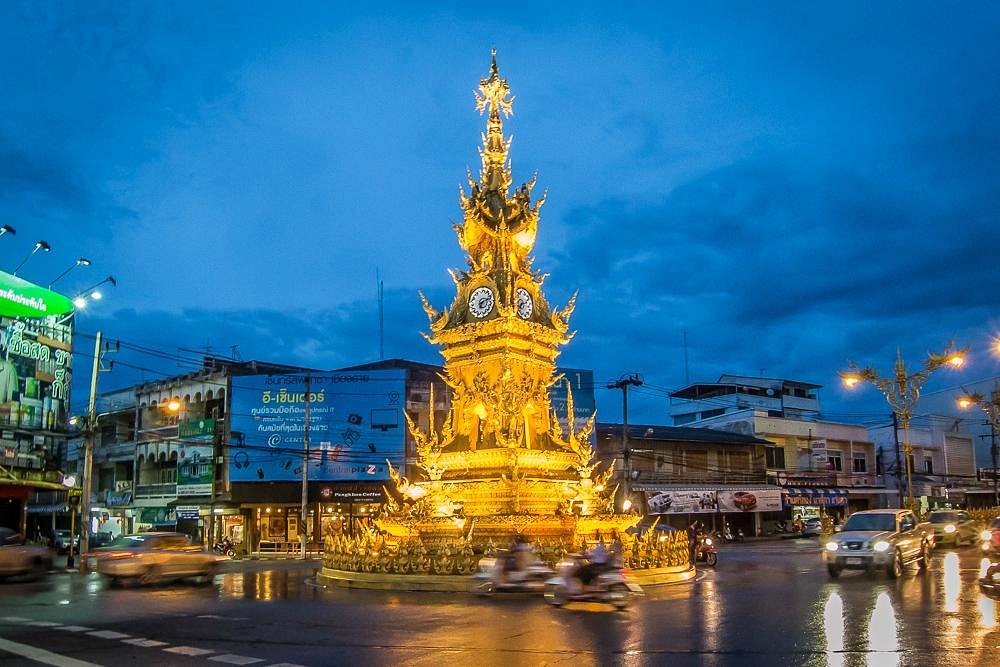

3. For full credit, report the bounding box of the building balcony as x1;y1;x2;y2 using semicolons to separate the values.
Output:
135;483;177;498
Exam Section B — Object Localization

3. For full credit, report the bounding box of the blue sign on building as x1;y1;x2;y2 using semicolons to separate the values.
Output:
229;370;406;483
549;367;597;443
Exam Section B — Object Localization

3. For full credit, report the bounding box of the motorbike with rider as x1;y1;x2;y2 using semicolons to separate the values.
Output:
473;536;552;595
544;540;642;610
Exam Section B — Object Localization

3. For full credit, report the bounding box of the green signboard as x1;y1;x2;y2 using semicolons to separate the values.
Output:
0;270;74;318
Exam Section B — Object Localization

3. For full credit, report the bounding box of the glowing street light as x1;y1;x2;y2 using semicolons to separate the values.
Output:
840;343;968;511
12;240;51;276
0;224;15;238
48;257;91;288
956;384;1000;506
72;275;117;309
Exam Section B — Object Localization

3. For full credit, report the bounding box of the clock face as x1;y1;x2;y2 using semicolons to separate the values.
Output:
516;287;533;319
468;286;495;318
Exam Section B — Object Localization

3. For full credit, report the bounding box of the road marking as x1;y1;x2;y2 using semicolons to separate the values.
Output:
209;655;266;665
197;615;250;621
0;637;105;667
87;630;131;640
27;621;63;627
265;663;311;667
0;616;30;623
58;626;94;632
165;646;216;656
122;638;168;648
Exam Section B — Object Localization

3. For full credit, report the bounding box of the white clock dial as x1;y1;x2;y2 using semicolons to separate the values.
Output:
468;286;495;318
516;287;533;319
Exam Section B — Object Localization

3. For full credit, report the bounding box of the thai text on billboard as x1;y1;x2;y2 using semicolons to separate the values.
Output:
229;370;406;482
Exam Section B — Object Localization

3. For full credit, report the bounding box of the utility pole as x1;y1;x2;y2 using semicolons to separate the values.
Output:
78;332;114;572
300;372;311;560
892;413;904;509
992;423;998;508
608;374;643;511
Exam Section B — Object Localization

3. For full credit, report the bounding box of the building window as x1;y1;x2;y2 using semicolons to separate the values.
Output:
765;446;785;469
701;408;725;419
924;458;934;475
852;455;867;473
828;451;843;472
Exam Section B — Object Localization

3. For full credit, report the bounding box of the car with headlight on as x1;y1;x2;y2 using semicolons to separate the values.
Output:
980;517;1000;556
822;509;935;579
927;509;978;547
94;533;218;586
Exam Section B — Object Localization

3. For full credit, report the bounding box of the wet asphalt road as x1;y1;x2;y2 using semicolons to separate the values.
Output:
1;540;999;666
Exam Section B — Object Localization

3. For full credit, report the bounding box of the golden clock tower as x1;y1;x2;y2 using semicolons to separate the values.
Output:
378;50;627;539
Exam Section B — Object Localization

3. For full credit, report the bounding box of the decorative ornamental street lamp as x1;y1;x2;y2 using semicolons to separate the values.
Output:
957;384;1000;507
840;344;968;511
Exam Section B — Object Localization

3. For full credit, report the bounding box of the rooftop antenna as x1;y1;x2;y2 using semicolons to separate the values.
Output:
377;267;385;360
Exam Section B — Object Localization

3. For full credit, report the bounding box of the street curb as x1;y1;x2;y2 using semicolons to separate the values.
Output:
316;564;696;592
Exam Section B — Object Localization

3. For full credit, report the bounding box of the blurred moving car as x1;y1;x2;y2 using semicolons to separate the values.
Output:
0;527;53;580
980;517;1000;556
94;532;218;585
980;560;1000;598
927;510;978;547
53;529;79;555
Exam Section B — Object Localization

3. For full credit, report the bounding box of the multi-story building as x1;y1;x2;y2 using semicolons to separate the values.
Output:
669;375;821;425
868;415;983;509
0;270;77;540
596;422;775;536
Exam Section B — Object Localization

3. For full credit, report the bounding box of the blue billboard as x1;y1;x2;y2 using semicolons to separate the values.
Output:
229;370;406;482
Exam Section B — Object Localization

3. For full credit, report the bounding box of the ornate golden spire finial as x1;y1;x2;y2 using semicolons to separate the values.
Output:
475;50;514;194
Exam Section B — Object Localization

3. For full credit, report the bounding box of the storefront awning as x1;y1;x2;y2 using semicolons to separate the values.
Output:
783;488;848;507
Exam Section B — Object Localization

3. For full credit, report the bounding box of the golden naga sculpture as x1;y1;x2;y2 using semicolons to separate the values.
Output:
327;51;645;575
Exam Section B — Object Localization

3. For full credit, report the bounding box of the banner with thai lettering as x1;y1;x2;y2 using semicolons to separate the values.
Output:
645;490;718;514
782;488;849;507
177;418;215;495
229;370;406;482
717;489;784;513
0;313;73;435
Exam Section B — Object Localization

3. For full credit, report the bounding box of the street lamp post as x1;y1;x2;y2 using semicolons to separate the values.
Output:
957;385;1000;507
840;344;967;512
13;240;51;276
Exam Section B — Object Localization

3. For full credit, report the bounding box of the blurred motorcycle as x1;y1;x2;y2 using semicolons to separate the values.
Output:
472;548;553;595
544;554;643;610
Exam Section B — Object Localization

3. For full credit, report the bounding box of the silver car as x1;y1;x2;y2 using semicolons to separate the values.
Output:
95;533;218;585
927;510;978;547
0;527;53;580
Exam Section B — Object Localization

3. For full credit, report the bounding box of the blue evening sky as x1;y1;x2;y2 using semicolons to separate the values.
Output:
2;3;999;458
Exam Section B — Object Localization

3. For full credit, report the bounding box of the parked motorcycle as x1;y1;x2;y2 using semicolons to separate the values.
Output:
213;537;236;558
696;535;718;566
716;526;745;544
472;548;553;595
543;555;643;610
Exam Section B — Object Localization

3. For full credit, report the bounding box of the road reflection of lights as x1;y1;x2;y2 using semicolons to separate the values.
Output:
58;599;70;605
822;591;845;667
978;595;996;630
979;558;992;578
943;552;961;613
700;579;720;653
866;592;899;667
